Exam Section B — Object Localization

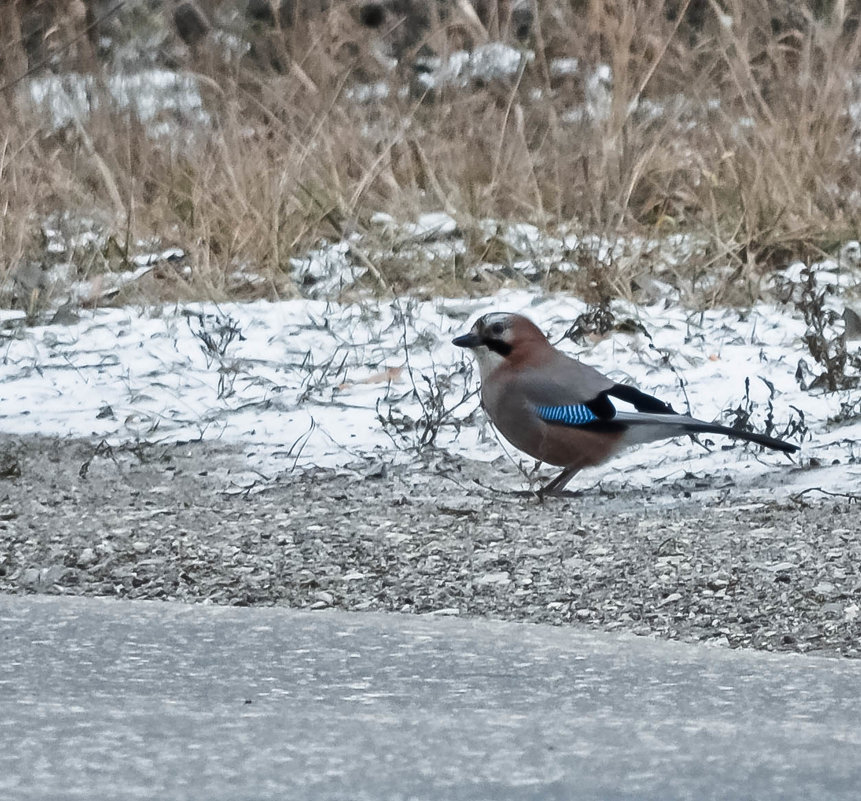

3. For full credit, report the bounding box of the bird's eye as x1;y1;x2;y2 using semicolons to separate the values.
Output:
490;322;505;336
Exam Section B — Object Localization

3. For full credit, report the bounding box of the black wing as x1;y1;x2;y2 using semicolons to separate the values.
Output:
603;383;677;415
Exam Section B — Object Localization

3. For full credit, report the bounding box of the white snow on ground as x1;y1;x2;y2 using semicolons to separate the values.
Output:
415;43;532;91
27;70;208;136
1;282;858;497
4;207;860;498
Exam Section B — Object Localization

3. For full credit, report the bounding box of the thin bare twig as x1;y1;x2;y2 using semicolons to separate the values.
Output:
0;2;128;93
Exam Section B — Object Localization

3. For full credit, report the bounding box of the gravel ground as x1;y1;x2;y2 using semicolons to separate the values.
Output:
1;435;859;658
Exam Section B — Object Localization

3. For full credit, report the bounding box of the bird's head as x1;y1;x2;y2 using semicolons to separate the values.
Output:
452;312;549;376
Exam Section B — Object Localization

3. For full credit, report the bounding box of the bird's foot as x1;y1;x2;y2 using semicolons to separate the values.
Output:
537;467;580;499
536;487;583;501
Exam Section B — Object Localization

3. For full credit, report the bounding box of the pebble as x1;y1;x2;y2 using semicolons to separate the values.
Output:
473;572;511;586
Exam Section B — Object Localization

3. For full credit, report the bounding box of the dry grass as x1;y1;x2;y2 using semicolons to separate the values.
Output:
0;0;859;311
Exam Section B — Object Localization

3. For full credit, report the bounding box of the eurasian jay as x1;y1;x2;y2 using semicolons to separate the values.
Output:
453;312;799;494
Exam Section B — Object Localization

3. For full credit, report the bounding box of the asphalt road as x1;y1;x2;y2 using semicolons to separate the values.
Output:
2;595;860;800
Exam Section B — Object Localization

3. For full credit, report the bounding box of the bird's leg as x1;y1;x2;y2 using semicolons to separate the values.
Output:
538;467;580;498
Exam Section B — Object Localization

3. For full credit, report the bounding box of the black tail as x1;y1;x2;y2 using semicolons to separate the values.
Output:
681;422;799;454
604;383;799;454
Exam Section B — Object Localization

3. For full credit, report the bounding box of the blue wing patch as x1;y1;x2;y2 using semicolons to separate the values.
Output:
535;403;598;426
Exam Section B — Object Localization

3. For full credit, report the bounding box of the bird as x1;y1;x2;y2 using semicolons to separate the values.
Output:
452;312;799;495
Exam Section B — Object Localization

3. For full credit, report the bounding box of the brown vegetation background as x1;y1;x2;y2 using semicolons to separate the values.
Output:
1;0;859;307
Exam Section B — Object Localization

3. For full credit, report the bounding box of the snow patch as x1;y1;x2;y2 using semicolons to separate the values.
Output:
26;70;208;135
1;290;858;497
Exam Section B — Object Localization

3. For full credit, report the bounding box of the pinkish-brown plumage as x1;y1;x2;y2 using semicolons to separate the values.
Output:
452;312;798;494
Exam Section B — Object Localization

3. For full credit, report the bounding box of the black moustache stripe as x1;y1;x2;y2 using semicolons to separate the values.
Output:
484;338;513;356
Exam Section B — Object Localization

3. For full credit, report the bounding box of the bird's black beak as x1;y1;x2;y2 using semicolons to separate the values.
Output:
452;333;482;349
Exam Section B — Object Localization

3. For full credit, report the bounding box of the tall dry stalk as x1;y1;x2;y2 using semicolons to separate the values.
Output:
0;0;858;307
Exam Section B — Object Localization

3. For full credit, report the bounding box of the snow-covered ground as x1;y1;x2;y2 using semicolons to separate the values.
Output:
27;70;209;138
2;262;859;497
